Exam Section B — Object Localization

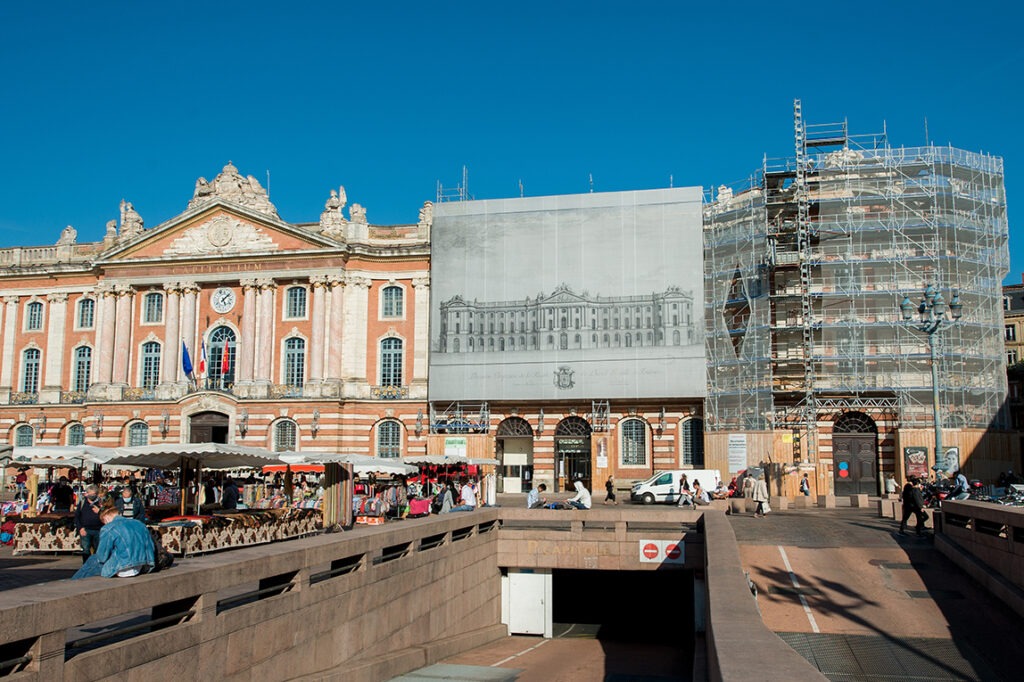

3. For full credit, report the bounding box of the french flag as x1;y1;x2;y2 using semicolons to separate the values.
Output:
197;340;208;378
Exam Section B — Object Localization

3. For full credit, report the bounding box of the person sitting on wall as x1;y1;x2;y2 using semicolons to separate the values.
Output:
527;483;547;509
72;503;155;579
692;480;711;506
711;480;728;500
450;478;478;512
567;476;592;510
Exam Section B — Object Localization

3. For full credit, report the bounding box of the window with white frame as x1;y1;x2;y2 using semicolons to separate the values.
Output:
620;418;647;466
1008;349;1019;366
143;293;163;324
284;337;305;387
67;423;85;446
25;301;43;331
681;418;705;466
273;420;297;451
128;422;149;446
15;424;33;446
21;348;40;393
285;286;307;319
382;285;403;318
380;338;403;386
377;420;402;458
140;341;161;388
1006;325;1017;342
77;298;95;328
73;346;92;393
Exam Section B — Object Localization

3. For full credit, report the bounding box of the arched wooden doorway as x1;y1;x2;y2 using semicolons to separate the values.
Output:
555;416;592;493
190;411;230;444
832;412;878;496
496;417;534;493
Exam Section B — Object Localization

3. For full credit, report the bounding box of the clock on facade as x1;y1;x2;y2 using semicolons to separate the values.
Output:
211;287;236;314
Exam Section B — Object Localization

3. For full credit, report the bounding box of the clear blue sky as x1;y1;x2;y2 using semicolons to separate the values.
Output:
2;1;1021;281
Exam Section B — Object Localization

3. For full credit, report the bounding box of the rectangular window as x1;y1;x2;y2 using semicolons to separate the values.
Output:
73;347;92;393
26;302;43;331
382;286;403;318
286;287;307;319
143;293;163;324
77;299;95;328
1008;349;1019;365
141;342;161;388
1006;325;1017;342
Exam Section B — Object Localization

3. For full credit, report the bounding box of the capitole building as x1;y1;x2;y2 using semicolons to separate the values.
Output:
0;163;431;461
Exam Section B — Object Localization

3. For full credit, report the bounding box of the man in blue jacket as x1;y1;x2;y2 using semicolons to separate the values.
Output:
72;505;155;579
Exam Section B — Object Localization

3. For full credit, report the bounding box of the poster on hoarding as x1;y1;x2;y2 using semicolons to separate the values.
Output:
445;437;467;458
428;188;705;402
728;434;747;474
904;446;929;480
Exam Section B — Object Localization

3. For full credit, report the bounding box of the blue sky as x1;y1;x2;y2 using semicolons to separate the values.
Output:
2;1;1021;281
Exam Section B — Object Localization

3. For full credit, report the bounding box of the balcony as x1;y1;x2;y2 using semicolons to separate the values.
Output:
371;385;409;400
10;392;38;405
60;391;88;404
270;384;304;399
123;388;158;401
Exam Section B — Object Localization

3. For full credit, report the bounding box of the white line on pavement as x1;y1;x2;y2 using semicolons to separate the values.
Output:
492;638;551;667
778;545;820;633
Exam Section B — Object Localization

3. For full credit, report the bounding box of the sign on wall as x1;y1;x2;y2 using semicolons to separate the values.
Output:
445;437;467;458
728;434;747;473
638;539;685;564
904;446;929;480
429;188;705;401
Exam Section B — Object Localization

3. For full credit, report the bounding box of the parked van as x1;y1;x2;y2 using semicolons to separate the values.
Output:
630;469;723;505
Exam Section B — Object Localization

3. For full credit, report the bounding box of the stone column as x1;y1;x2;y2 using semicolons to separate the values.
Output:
253;278;276;390
308;275;328;388
41;292;68;402
412;277;430;385
325;275;345;385
179;282;199;362
0;296;18;395
159;283;182;397
111;285;135;385
237;278;258;385
93;286;117;385
341;276;370;394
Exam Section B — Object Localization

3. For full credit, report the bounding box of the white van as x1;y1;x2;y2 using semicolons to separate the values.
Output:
630;469;723;505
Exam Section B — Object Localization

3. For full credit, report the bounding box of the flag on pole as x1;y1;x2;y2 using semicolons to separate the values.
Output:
198;340;208;378
220;343;230;376
181;341;194;379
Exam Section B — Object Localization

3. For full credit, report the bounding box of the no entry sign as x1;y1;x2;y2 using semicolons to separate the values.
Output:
638;539;685;564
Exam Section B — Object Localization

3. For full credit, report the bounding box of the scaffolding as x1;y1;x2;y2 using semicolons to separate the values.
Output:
705;101;1010;451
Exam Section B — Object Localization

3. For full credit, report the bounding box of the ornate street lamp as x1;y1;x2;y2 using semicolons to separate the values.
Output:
900;285;964;471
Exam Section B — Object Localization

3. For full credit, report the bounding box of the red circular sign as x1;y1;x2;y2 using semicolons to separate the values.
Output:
839;470;849;478
643;543;659;559
665;543;682;560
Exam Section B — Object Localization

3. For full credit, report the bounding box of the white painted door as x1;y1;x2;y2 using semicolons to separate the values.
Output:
507;570;550;636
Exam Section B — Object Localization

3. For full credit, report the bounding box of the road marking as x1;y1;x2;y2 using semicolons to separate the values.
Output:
778;545;820;633
492;638;550;667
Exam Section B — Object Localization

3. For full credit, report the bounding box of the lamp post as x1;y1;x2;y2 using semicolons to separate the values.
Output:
900;285;963;472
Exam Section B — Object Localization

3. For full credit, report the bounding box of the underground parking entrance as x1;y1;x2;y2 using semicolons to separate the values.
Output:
501;566;697;678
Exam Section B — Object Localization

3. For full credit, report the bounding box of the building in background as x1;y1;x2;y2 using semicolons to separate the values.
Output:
704;101;1013;496
1002;279;1024;448
0;163;431;464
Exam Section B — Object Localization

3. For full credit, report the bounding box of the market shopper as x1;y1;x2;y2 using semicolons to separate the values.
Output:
74;485;104;564
72;504;155;579
115;486;146;521
899;477;927;536
221;476;240;509
751;474;770;518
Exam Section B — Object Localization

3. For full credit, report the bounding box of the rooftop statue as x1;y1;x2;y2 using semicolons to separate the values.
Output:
319;187;348;240
119;200;144;240
56;225;77;245
187;161;280;218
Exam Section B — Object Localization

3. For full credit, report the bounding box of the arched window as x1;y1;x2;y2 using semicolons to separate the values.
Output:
625;334;632;348
673;330;681;345
286;286;307;318
499;338;505;351
284;338;306;388
128;422;149;447
140;342;161;389
77;298;95;328
66;423;85;446
273;420;297;451
143;292;163;323
210;326;236;385
681;418;705;466
21;348;40;393
620;419;647;466
382;286;403;317
453;338;460;353
25;301;43;331
380;338;403;386
73;346;92;393
377;420;402;458
15;424;33;446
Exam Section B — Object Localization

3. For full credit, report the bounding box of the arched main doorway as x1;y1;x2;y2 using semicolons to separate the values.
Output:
190;411;230;444
555;416;592;493
497;417;534;493
832;412;878;496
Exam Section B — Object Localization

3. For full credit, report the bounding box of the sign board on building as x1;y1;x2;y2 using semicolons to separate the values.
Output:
429;188;705;402
904;446;928;480
638;539;685;564
444;437;467;458
728;434;747;473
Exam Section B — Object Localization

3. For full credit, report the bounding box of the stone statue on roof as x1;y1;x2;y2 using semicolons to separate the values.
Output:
319;187;349;240
119;199;144;240
418;201;433;228
57;225;77;245
349;203;367;224
187;161;280;218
